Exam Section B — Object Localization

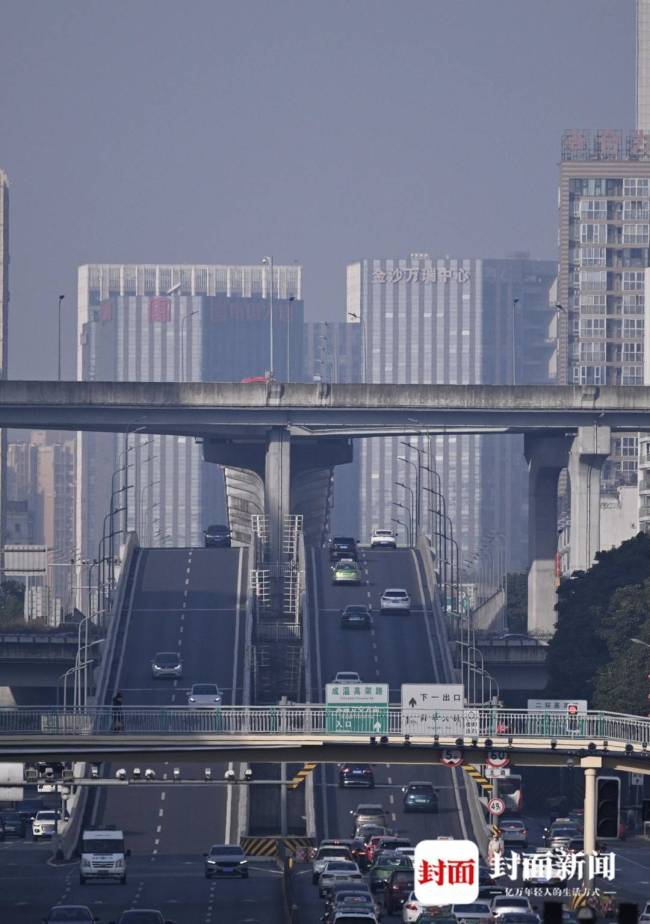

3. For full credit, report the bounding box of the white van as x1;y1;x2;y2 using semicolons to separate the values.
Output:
79;828;130;884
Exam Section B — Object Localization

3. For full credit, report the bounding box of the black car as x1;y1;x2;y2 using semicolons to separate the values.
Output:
204;524;231;548
402;781;439;813
384;868;414;914
339;764;375;788
340;605;372;629
330;536;358;562
0;810;26;837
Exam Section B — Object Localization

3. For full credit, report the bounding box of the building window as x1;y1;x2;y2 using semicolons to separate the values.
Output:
580;342;606;362
580;270;607;291
580;199;607;220
579;365;605;385
580;318;606;337
623;341;644;362
580;294;607;313
623;178;650;197
623;224;650;244
622;436;639;456
623;271;645;291
579;247;606;266
622;364;644;385
623;293;646;313
580;224;607;244
623;318;645;336
623;200;650;220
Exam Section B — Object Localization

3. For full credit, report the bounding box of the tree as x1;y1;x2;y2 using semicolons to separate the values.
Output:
545;532;650;705
505;573;527;633
0;580;25;628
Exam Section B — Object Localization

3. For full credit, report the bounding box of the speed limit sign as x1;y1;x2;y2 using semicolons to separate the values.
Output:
485;750;510;769
488;797;506;816
440;748;464;768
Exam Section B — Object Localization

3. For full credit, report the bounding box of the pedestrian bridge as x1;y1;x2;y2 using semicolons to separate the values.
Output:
2;706;650;773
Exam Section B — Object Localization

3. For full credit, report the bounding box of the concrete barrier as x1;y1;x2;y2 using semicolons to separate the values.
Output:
59;532;140;861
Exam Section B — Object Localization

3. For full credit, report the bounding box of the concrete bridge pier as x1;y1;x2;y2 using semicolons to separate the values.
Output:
204;432;353;562
568;424;611;574
525;433;571;636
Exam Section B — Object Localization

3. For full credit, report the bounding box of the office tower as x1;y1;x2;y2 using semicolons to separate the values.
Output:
558;130;650;499
304;322;362;536
346;255;556;571
76;264;303;561
0;170;9;571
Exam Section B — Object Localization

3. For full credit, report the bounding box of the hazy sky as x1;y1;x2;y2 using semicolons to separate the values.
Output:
0;0;634;379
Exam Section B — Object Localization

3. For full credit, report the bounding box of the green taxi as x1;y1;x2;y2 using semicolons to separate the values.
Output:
331;558;362;585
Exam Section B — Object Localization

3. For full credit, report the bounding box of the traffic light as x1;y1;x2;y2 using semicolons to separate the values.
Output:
596;776;620;839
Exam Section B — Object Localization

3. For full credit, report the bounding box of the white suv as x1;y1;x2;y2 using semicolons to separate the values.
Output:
380;588;411;614
370;528;397;549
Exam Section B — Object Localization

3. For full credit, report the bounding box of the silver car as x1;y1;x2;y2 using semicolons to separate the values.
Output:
319;859;363;897
379;588;411;614
312;844;352;883
187;683;222;709
152;651;182;679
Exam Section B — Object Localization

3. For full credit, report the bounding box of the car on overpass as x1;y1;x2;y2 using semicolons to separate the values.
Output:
491;896;533;920
332;911;380;924
499;817;528;847
350;803;389;834
43;907;98;923
151;651;183;679
204;523;231;548
380;588;411;614
370;528;397;549
402;781;439;813
338;763;375;788
384;867;415;914
330;536;359;562
187;682;222;709
203;843;248;878
341;604;373;629
333;671;363;684
0;809;26;837
332;558;363;585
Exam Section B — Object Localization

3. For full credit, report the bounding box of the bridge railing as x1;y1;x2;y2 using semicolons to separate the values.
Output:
1;707;649;745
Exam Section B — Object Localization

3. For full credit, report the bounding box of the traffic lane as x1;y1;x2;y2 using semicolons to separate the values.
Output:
0;856;287;924
313;548;467;845
104;548;246;857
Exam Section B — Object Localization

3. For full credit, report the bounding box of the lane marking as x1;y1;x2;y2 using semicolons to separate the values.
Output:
160;792;166;801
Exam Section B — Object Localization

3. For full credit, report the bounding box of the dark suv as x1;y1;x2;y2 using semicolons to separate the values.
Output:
384;868;414;913
0;810;26;837
330;536;358;562
204;524;231;548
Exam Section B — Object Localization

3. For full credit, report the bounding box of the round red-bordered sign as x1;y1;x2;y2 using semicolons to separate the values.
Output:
485;750;510;769
440;748;464;768
488;797;506;816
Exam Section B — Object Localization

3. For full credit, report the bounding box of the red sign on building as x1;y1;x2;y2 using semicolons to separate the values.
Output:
149;297;171;322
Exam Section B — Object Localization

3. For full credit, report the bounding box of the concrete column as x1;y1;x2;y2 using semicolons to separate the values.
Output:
524;434;571;635
582;758;601;887
568;425;611;574
265;427;291;564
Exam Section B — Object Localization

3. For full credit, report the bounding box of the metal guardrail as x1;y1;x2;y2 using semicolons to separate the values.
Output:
1;707;650;744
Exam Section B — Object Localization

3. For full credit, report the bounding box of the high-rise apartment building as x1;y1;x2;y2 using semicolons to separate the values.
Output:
639;0;650;132
346;255;555;570
77;264;303;561
558;130;650;494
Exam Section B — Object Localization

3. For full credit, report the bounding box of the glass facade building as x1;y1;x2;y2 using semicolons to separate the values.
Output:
639;0;650;132
76;264;303;560
346;255;555;571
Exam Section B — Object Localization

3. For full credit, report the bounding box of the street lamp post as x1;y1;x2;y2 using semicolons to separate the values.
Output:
391;517;410;547
392;503;412;545
395;481;415;544
57;295;65;381
347;311;367;383
512;297;519;386
398;448;421;538
262;256;274;377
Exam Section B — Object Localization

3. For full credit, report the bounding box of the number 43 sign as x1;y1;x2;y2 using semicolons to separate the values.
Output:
485;750;509;769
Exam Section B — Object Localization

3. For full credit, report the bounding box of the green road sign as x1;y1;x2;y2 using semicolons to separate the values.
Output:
326;704;389;734
325;682;389;735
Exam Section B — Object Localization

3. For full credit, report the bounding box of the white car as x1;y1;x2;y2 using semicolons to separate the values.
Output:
491;896;532;919
318;859;363;897
452;902;495;924
312;844;352;883
394;846;415;860
402;892;427;923
370;528;397;549
380;588;411;614
333;911;379;924
187;683;222;709
32;810;60;840
332;672;362;684
639;902;650;924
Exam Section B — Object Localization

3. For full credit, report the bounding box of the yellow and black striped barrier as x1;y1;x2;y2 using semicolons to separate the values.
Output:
240;836;315;857
462;763;493;794
289;761;317;789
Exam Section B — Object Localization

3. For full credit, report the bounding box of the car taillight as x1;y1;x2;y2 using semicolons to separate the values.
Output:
406;903;418;910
